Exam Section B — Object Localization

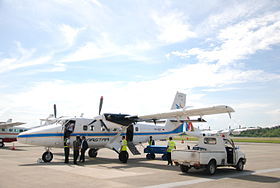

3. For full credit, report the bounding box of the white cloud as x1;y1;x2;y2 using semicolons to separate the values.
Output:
1;61;278;127
202;87;240;92
266;109;280;115
235;103;271;109
169;11;280;66
59;24;84;47
89;0;103;7
61;33;153;63
152;11;196;44
0;42;53;74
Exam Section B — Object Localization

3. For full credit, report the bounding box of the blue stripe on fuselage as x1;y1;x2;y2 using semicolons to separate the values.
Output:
18;123;184;138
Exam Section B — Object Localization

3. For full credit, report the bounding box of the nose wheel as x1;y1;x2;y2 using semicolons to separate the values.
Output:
42;150;53;162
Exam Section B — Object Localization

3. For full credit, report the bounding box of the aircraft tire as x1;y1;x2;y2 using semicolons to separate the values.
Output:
42;151;53;162
0;142;4;148
119;151;129;163
150;153;155;160
88;148;98;158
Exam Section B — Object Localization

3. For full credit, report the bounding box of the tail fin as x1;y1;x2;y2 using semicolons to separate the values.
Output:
171;92;186;110
164;92;186;133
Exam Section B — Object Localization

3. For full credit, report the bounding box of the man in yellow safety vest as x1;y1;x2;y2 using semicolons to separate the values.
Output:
148;136;155;146
121;136;127;151
119;136;128;163
166;137;176;165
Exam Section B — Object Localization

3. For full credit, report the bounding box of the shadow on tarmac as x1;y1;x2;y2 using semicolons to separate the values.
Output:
179;168;280;184
17;153;280;184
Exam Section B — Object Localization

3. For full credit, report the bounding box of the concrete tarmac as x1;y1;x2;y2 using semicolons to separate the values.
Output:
0;141;279;188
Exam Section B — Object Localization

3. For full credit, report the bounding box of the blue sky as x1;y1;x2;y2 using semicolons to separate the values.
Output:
0;0;280;129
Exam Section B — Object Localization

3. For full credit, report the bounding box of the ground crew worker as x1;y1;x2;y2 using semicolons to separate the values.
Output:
64;137;70;163
148;136;155;145
73;136;81;164
166;137;176;166
119;136;128;163
79;136;88;163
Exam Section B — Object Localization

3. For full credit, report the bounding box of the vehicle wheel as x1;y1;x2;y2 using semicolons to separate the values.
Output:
42;151;53;162
150;153;156;160
119;151;129;163
236;159;244;171
207;160;216;175
161;154;167;161
180;165;189;173
88;148;98;158
0;142;4;148
146;153;151;159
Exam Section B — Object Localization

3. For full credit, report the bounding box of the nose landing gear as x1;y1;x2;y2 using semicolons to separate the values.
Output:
42;148;53;162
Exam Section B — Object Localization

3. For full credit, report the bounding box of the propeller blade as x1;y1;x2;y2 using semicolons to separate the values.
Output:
54;104;57;118
100;119;109;131
99;96;103;115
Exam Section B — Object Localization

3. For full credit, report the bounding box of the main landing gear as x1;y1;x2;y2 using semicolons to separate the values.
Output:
42;148;53;162
88;148;98;158
119;151;129;163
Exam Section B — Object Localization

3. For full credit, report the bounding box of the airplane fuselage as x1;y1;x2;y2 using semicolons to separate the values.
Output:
17;117;183;149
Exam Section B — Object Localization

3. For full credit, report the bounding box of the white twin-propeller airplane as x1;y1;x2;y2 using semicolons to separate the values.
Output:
17;92;234;163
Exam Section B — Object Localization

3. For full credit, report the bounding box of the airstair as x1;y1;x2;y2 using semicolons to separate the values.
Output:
127;141;141;155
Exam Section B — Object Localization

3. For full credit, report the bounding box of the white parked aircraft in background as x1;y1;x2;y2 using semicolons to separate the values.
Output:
18;92;234;163
0;119;27;147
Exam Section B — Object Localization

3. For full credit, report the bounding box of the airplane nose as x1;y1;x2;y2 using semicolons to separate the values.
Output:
17;131;29;144
17;131;27;144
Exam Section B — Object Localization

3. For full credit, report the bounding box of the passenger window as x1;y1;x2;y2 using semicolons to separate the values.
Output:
204;138;217;145
101;128;106;132
9;129;13;132
83;125;88;131
1;128;5;131
135;127;139;131
19;129;24;132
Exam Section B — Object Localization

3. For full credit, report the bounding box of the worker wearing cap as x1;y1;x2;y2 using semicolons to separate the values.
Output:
167;137;176;165
73;136;81;164
64;137;70;163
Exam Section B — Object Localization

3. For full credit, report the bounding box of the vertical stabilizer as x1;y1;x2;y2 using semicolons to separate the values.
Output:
164;92;186;132
171;92;186;110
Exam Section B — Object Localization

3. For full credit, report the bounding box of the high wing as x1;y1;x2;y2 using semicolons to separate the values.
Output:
0;121;25;129
129;105;234;120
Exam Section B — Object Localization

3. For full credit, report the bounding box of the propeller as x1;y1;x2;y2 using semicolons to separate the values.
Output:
99;96;103;115
54;104;57;118
96;96;109;131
